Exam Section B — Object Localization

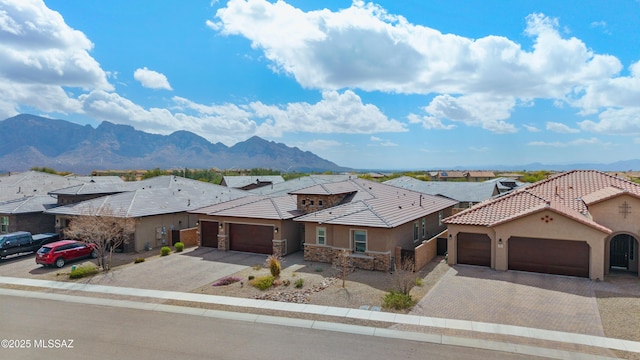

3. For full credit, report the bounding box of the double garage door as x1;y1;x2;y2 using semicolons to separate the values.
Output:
457;233;590;278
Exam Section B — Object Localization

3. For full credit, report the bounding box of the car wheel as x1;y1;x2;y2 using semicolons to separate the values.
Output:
55;257;65;268
90;250;97;259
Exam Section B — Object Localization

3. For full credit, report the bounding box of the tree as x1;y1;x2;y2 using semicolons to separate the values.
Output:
332;249;355;288
392;257;416;295
63;206;136;271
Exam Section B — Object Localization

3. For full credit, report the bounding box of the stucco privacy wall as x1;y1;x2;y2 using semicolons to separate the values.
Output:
448;209;610;280
134;213;199;252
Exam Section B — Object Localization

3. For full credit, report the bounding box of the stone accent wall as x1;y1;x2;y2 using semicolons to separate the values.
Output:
297;194;350;214
304;244;391;272
217;234;229;251
272;239;286;257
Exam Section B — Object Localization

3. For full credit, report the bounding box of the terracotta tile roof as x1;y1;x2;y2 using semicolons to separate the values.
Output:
465;171;496;178
444;170;637;233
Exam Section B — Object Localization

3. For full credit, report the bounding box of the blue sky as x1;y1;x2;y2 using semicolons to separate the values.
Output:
2;0;640;170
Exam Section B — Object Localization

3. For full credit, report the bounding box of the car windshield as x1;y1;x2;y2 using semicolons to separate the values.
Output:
37;247;52;254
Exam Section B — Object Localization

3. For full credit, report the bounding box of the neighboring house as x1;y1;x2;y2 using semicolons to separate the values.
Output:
385;176;523;212
464;171;495;182
444;170;640;280
0;195;59;234
294;179;457;271
49;176;174;205
220;175;285;190
437;171;465;181
45;176;249;252
190;195;304;256
0;171;86;203
248;174;358;197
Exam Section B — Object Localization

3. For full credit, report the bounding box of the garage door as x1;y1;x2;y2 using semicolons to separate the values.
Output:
200;221;219;248
229;223;273;254
508;237;589;278
457;233;491;267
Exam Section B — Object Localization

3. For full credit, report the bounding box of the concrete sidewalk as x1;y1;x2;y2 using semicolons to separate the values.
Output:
1;276;638;358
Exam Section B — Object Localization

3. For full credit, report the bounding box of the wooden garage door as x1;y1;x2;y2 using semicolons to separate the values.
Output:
508;237;589;278
457;233;491;267
229;223;273;254
200;221;218;248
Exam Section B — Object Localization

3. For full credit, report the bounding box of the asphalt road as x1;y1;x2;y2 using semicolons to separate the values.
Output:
0;295;540;360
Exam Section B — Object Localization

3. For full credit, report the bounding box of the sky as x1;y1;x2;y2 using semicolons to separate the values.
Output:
1;0;640;170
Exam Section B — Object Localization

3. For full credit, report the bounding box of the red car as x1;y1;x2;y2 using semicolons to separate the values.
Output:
36;240;97;268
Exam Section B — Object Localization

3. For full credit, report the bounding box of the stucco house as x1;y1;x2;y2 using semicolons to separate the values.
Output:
45;176;248;252
444;170;640;280
294;179;457;271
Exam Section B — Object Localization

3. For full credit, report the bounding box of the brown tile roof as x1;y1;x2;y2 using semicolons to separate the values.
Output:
295;179;458;228
465;171;496;178
191;195;302;220
444;170;638;233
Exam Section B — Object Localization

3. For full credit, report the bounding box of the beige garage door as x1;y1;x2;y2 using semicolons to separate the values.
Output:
508;237;589;278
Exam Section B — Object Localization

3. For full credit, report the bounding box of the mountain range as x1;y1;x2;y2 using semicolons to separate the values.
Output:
0;114;349;174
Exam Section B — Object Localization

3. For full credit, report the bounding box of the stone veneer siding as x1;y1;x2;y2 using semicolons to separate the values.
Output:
272;239;286;257
217;234;229;251
304;244;391;272
297;194;350;214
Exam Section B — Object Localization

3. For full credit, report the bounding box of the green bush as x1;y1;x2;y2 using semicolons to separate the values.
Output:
248;275;255;280
160;246;171;256
414;277;424;286
134;257;145;264
266;255;281;278
174;242;184;252
383;291;416;310
294;278;304;288
69;265;99;279
250;275;274;290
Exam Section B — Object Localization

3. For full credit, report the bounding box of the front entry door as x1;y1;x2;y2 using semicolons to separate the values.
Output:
611;234;634;269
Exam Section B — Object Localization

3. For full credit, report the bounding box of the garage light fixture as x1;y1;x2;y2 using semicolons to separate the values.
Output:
274;227;279;233
218;223;223;230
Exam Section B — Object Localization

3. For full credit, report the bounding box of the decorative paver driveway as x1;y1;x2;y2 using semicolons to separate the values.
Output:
411;265;639;336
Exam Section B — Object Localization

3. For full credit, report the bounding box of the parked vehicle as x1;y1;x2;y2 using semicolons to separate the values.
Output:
35;240;97;268
0;232;59;259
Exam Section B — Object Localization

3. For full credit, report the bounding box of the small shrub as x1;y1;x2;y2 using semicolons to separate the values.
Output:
134;257;145;264
213;276;242;286
315;267;323;272
294;278;304;288
266;255;281;278
383;291;416;310
282;279;291;287
69;265;99;279
248;275;255;280
174;242;184;252
414;277;424;286
251;275;274;291
160;246;171;256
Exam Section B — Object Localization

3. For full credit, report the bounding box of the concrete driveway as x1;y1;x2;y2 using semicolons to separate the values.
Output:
82;247;280;291
410;264;640;336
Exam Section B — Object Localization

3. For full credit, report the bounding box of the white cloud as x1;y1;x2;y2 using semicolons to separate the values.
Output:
211;2;627;133
369;136;397;147
370;136;382;141
298;139;342;152
523;124;541;132
407;114;456;130
546;121;579;133
528;137;602;147
134;67;173;90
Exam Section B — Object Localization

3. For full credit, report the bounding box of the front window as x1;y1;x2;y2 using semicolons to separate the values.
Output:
353;230;366;253
421;218;426;238
413;221;419;242
316;227;326;245
0;216;8;233
438;211;443;226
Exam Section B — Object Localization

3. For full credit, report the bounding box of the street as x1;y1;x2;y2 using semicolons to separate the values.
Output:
0;295;538;360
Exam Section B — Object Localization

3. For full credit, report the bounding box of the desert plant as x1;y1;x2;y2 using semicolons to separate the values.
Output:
250;275;274;290
160;246;171;256
266;254;281;278
315;267;323;272
248;275;255;280
282;279;291;287
69;265;99;279
294;278;304;288
382;291;416;310
212;276;242;286
174;242;184;252
414;277;424;286
134;257;145;264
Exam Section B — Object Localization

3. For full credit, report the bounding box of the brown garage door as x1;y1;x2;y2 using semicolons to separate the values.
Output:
457;233;491;267
200;221;219;248
508;237;589;278
229;223;273;254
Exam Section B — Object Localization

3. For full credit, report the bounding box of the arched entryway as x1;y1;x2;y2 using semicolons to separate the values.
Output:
609;234;638;272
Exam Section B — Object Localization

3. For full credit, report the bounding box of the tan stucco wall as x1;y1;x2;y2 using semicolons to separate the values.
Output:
447;210;610;280
133;213;198;252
